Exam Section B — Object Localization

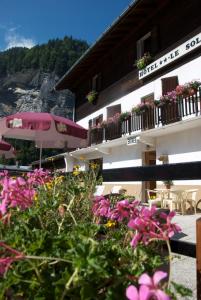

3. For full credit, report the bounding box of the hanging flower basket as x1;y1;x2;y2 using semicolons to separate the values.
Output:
132;103;151;115
86;90;98;104
136;52;153;70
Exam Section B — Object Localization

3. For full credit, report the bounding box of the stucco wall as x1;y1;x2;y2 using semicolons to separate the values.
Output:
102;143;142;169
77;55;201;129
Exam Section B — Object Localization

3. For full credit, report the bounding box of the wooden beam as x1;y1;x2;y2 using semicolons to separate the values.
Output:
170;240;196;258
102;161;201;182
197;218;201;300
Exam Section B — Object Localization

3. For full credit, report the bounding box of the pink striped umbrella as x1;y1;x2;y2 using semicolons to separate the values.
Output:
0;140;15;159
0;112;87;166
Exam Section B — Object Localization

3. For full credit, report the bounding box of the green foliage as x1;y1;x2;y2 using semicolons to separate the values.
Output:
136;52;152;70
0;169;159;299
0;168;191;299
0;36;89;77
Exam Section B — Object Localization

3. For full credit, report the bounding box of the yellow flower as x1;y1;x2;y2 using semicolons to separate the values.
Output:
33;193;38;201
105;220;117;228
45;182;53;190
73;164;80;170
73;170;80;176
90;162;98;169
54;176;65;184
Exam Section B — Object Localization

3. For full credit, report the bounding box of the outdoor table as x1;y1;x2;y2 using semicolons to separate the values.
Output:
155;188;187;214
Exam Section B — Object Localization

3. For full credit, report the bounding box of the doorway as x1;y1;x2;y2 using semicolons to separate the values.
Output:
143;150;156;201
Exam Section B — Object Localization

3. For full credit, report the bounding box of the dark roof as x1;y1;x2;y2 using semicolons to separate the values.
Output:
55;0;163;91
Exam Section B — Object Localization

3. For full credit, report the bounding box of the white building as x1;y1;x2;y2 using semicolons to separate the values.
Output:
55;0;201;200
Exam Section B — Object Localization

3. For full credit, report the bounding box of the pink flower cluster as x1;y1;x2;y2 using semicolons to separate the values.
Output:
0;242;24;276
92;196;139;222
132;102;152;115
176;80;201;97
126;271;170;300
128;208;181;248
160;90;177;105
27;168;51;186
0;169;52;215
92;196;181;247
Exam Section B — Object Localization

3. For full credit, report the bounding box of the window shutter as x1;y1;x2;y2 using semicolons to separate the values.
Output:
161;76;179;95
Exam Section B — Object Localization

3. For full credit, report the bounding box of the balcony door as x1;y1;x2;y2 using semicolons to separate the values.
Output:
106;104;121;140
141;93;155;130
107;104;121;119
88;114;103;145
161;76;180;124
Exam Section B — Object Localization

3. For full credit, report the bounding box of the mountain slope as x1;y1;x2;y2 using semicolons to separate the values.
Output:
0;36;89;118
0;36;89;165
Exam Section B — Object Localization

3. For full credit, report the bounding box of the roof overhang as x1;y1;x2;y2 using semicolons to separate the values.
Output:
55;0;170;91
69;146;110;160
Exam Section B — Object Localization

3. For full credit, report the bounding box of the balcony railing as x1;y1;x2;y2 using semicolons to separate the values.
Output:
88;88;201;146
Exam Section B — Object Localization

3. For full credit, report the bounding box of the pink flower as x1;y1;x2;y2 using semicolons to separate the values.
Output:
27;168;51;186
0;174;36;215
92;196;111;218
128;207;181;248
159;211;181;238
126;271;170;300
109;200;139;222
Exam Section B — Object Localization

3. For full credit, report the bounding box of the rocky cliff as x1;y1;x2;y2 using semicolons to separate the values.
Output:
0;69;75;119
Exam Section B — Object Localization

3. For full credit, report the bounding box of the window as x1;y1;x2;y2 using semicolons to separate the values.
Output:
91;73;102;92
137;32;152;59
88;114;103;128
137;26;159;59
141;93;154;104
161;76;179;95
107;104;121;119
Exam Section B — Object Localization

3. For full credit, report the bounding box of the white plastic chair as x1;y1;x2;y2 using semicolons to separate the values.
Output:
147;189;163;208
184;189;198;214
93;185;105;196
163;191;179;212
111;186;122;194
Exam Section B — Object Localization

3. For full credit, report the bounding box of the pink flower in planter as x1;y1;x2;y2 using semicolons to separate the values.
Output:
175;85;185;96
109;199;139;222
159;211;181;238
27;168;51;186
92;196;111;218
128;206;181;248
0;174;36;215
126;271;170;300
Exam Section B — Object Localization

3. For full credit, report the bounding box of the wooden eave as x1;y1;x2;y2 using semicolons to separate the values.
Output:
55;0;168;91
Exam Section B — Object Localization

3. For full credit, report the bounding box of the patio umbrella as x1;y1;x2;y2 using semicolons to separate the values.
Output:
0;139;15;159
0;112;87;167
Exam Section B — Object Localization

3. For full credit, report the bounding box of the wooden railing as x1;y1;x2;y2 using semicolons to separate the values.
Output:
88;88;201;145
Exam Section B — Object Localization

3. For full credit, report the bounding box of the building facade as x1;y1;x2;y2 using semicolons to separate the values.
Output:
55;0;201;199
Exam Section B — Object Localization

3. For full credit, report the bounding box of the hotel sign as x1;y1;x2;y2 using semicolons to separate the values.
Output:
127;136;138;145
139;32;201;79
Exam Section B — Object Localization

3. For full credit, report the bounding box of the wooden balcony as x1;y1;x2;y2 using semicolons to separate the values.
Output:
88;89;201;146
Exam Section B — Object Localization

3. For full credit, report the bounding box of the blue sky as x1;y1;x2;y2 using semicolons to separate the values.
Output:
0;0;132;51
